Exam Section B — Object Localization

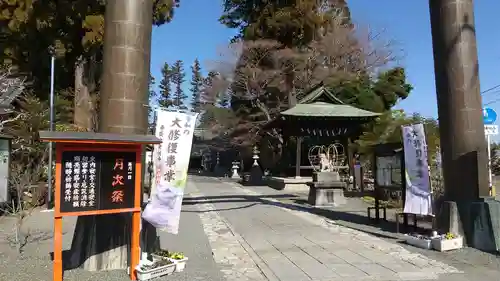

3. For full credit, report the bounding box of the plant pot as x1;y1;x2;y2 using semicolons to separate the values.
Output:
431;236;463;252
171;257;188;272
151;254;169;261
404;234;432;250
136;262;175;281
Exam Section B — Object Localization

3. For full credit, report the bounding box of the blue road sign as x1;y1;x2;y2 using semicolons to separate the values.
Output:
483;107;497;124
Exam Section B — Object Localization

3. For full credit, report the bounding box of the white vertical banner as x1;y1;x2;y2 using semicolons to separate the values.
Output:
402;123;433;216
143;110;199;234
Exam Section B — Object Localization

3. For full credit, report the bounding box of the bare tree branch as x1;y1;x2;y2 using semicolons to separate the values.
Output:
0;161;45;253
0;67;26;113
0;113;25;130
202;19;401;148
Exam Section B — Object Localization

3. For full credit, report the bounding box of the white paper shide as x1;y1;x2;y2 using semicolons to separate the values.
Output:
142;110;198;234
402;123;433;216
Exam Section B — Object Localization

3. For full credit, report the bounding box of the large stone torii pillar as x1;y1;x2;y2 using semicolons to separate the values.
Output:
429;0;500;251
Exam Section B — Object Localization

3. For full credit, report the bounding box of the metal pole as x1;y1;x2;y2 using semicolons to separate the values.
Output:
47;56;55;208
487;134;493;195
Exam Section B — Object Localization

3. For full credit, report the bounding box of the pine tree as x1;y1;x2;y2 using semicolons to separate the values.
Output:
202;70;229;107
220;0;352;46
491;143;500;176
201;71;218;104
148;73;157;133
190;58;203;112
158;62;173;109
148;73;157;107
171;60;187;110
217;92;230;108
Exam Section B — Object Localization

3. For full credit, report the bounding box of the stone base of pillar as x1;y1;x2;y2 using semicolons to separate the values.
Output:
307;181;347;207
307;187;346;207
437;198;500;252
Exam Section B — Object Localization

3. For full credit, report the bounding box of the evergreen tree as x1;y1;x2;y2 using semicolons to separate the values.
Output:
201;71;219;104
148;73;157;132
204;71;218;85
171;60;187;110
158;62;173;109
217;92;230;108
220;0;352;46
148;73;157;106
491;143;500;176
189;58;203;112
1;0;180;99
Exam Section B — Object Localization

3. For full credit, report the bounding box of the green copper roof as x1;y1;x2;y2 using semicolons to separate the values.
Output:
298;82;345;104
280;102;380;118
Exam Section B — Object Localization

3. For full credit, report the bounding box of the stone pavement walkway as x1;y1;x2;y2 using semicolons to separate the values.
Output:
186;176;480;281
2;176;497;281
157;182;226;281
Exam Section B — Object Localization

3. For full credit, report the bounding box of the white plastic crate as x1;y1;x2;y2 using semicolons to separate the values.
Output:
151;254;188;272
431;236;463;252
136;262;176;280
404;234;432;250
172;257;188;272
151;254;167;261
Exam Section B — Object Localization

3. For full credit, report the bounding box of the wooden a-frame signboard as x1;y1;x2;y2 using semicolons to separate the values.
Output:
39;131;161;281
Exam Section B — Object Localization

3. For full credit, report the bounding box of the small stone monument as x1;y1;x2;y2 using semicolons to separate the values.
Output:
231;161;240;179
248;146;264;185
214;151;226;176
252;146;259;166
307;144;347;207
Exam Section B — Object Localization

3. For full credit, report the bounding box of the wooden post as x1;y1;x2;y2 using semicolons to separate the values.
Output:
53;217;63;281
400;149;408;229
373;153;380;222
130;149;142;280
295;137;302;178
53;145;63;281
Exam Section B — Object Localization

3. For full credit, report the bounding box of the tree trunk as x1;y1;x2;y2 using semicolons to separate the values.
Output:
74;58;95;131
71;62;131;272
69;0;155;272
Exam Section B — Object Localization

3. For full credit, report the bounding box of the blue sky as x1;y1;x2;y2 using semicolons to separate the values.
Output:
150;0;500;119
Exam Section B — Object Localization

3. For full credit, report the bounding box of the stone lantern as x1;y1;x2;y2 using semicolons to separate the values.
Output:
231;161;240;179
248;145;264;185
252;146;259;166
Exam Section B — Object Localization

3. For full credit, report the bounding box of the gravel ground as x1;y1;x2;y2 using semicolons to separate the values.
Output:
0;183;224;281
0;211;132;281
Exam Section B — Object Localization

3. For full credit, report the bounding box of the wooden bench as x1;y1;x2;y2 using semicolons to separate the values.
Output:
368;208;424;233
395;212;417;233
395;212;435;233
367;206;387;221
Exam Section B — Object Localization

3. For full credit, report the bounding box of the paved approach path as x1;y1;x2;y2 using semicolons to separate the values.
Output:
1;176;496;280
186;176;483;281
